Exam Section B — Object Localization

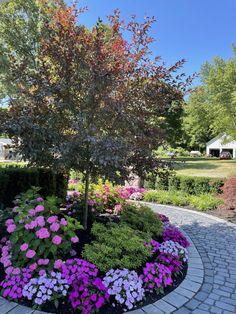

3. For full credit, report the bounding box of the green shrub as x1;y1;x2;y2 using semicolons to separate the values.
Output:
144;190;222;211
192;177;211;194
120;204;163;240
179;177;194;194
168;176;180;191
188;194;224;211
82;223;152;272
0;167;68;207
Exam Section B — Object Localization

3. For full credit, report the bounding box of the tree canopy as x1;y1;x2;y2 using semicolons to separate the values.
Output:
2;1;191;227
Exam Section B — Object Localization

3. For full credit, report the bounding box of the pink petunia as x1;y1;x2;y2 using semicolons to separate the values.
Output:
5;219;14;226
52;235;62;245
29;262;37;272
28;209;36;217
20;243;29;252
36;197;44;202
26;250;36;259
39;269;46;276
38;258;49;266
35;216;45;227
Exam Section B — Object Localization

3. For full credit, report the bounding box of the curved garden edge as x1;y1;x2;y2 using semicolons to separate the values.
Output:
129;225;204;314
0;203;204;314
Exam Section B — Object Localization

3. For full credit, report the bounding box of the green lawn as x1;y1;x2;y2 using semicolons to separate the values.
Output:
173;159;236;178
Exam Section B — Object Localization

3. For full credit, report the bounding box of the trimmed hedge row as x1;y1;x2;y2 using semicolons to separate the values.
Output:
0;167;68;208
145;175;224;195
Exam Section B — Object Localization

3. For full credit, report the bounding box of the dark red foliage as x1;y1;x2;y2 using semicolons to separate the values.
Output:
219;177;236;211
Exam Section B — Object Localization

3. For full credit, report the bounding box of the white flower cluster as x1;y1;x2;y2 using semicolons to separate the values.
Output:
129;192;144;201
159;240;188;262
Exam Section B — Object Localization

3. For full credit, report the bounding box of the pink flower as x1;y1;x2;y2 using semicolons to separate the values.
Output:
28;209;36;217
36;228;50;239
20;243;29;252
7;224;16;233
12;206;19;213
25;220;37;230
47;216;58;224
39;269;46;276
71;236;79;243
38;259;49;266
35;205;44;213
36;197;44;202
12;267;20;275
35;216;45;227
54;259;63;269
5;219;14;226
26;250;36;259
5;266;13;275
29;263;37;271
60;218;67;226
50;223;60;232
52;235;62;245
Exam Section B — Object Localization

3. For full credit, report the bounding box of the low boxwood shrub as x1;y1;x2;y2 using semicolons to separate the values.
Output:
82;223;152;272
0;166;68;207
120;204;163;239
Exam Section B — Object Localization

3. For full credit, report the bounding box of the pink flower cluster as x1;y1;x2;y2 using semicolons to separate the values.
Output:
157;253;183;274
0;239;12;271
5;219;16;234
163;225;190;248
117;186;145;200
0;268;32;300
141;262;173;293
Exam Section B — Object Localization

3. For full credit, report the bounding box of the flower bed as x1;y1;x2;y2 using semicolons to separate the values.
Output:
0;185;190;313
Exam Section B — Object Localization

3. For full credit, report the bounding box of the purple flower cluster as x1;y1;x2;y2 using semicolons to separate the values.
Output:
0;239;12;272
141;263;172;294
144;239;160;254
23;272;69;306
157;253;183;274
69;276;108;314
163;225;190;248
159;240;188;262
0;268;32;300
103;269;144;310
61;259;98;284
156;213;170;224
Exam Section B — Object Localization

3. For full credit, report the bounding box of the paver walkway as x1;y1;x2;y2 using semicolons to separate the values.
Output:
145;203;236;314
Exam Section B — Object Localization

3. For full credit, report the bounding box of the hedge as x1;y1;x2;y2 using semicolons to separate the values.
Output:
145;175;224;195
0;166;68;208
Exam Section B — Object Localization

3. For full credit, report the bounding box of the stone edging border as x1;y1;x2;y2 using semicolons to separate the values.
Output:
129;228;204;314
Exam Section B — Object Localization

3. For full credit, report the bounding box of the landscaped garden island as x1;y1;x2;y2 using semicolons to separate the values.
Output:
0;181;190;313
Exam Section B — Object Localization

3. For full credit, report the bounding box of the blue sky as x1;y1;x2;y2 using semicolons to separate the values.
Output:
67;0;236;85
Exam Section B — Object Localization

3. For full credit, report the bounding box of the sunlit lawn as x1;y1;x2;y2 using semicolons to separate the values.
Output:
173;159;236;178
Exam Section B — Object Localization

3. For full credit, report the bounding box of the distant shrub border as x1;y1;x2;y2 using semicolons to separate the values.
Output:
145;175;224;195
0;166;68;207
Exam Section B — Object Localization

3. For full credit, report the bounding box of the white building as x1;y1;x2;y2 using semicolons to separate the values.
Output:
0;138;14;160
206;134;236;158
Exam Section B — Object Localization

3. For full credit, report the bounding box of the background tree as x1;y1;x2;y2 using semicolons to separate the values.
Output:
3;2;191;228
184;45;236;150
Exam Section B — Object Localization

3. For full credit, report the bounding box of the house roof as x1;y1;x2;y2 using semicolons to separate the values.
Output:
206;133;225;146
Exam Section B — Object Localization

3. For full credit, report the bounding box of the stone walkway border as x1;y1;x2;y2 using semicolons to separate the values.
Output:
130;228;204;314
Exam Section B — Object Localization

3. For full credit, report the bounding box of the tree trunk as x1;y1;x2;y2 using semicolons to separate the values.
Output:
83;169;89;230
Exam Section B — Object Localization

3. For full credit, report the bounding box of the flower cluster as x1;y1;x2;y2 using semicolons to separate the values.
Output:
156;213;170;224
144;239;160;254
61;259;98;284
23;272;69;306
0;268;32;300
69;276;108;314
116;186;145;200
0;239;12;272
103;268;144;310
163;225;190;248
141;263;173;294
159;240;188;262
129;192;144;201
157;252;183;274
5;219;16;234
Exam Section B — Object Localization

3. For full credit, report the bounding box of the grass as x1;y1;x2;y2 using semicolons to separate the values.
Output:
172;159;236;178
